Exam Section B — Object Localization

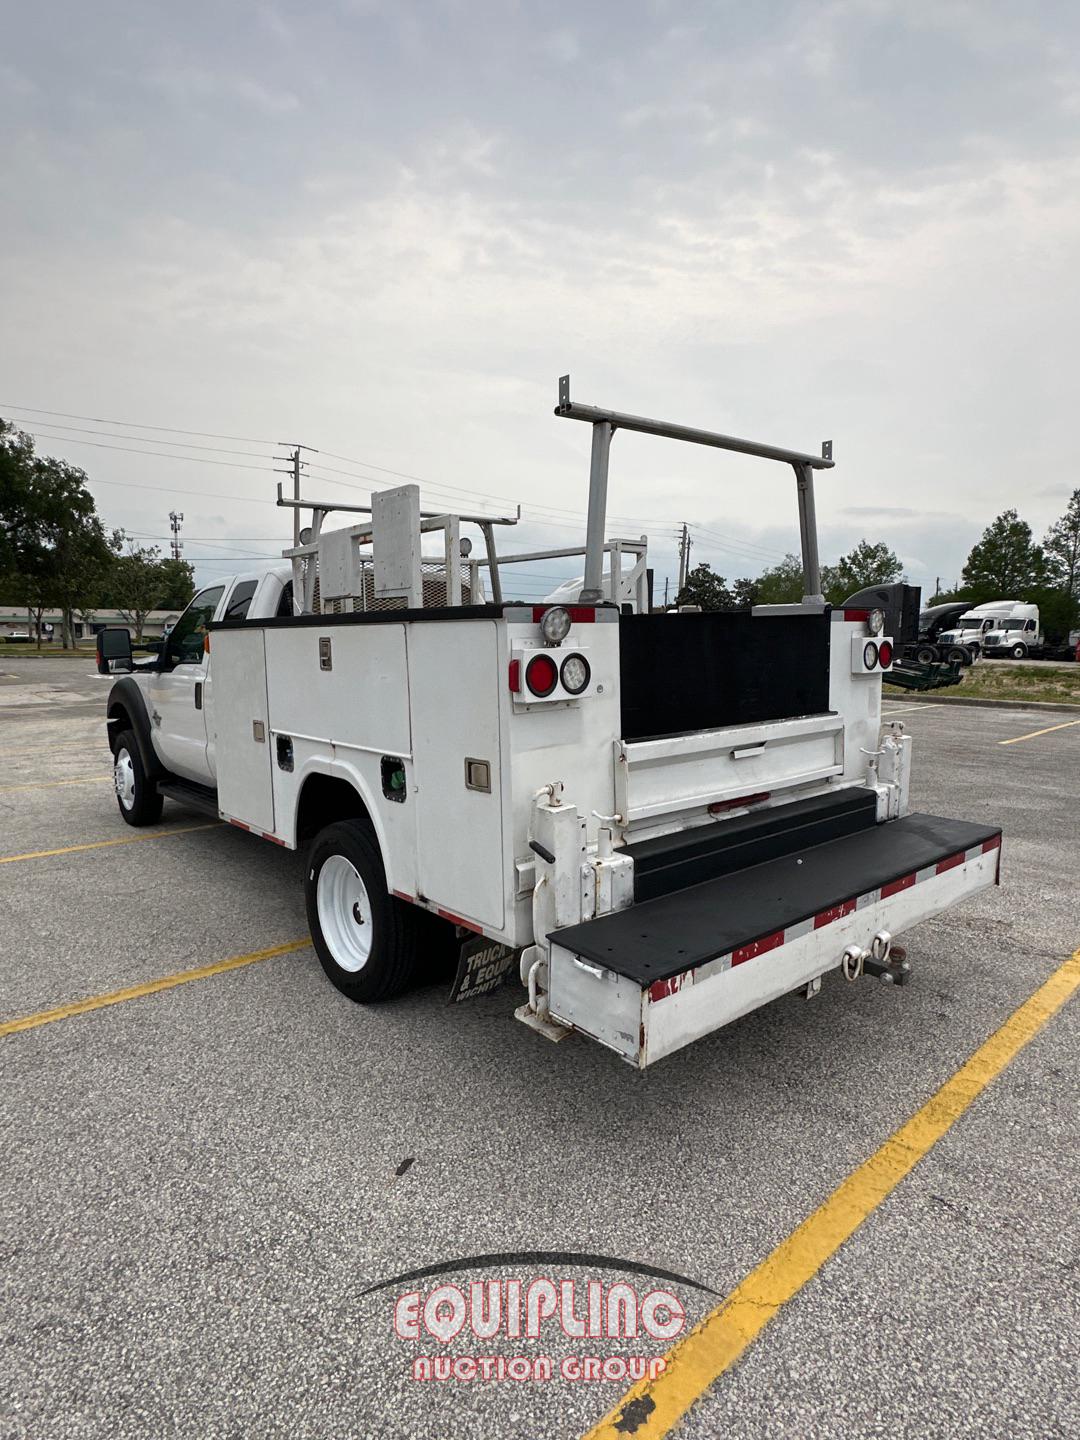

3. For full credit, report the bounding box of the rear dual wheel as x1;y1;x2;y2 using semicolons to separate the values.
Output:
306;819;433;1003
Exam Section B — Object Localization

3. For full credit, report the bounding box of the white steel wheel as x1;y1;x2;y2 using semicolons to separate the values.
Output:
305;819;422;1003
114;747;136;811
110;727;163;826
316;854;374;973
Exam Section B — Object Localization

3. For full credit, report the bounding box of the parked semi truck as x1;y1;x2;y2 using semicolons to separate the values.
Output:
97;378;1001;1067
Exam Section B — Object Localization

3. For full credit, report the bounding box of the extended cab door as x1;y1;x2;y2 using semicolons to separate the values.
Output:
146;584;225;783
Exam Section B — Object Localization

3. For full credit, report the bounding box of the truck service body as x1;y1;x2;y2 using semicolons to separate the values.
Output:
100;379;1001;1067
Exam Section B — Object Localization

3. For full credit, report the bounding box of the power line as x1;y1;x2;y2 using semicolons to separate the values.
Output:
2;413;275;460
1;403;275;446
22;429;276;475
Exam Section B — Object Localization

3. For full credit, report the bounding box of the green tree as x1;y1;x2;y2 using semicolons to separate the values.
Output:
0;421;112;647
824;540;903;605
105;542;169;642
1043;490;1080;603
732;576;760;608
0;419;40;576
753;553;805;605
674;563;735;610
961;510;1045;602
156;557;196;611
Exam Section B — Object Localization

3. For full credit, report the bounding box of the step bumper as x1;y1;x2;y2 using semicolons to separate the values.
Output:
548;814;1001;1068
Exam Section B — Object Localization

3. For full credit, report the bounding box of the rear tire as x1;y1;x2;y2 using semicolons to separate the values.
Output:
915;645;937;664
946;646;969;665
112;730;163;827
305;819;420;1003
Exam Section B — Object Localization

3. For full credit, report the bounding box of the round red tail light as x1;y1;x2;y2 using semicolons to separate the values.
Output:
525;653;559;697
878;640;893;668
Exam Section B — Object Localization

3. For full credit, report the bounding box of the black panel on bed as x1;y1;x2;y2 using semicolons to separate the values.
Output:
618;610;832;742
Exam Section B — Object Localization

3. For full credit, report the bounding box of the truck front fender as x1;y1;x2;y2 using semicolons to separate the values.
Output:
106;676;166;780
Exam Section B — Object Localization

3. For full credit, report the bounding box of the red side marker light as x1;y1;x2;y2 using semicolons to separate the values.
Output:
508;658;521;693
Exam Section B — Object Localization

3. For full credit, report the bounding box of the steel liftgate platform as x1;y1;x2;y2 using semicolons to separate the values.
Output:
547;811;1002;1068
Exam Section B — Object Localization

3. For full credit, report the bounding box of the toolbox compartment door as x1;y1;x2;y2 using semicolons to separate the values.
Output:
211;627;275;833
614;712;844;828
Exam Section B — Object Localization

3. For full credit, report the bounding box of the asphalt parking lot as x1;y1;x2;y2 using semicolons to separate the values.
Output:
1;658;1077;1440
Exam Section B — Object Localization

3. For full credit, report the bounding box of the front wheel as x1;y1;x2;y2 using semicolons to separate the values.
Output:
1011;643;1027;660
305;819;421;1002
112;730;163;826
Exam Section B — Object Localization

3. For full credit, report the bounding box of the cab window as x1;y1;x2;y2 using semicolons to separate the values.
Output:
165;586;225;665
276;581;294;617
223;580;258;622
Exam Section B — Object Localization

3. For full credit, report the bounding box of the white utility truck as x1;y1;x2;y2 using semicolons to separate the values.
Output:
98;378;1001;1067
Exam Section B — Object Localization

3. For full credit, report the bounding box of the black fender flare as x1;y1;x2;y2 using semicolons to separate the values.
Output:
106;677;166;780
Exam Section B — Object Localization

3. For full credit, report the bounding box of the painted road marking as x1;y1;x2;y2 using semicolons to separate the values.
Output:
0;822;221;865
880;704;943;715
0;742;105;759
0;775;111;793
998;718;1080;746
581;948;1080;1440
0;939;312;1038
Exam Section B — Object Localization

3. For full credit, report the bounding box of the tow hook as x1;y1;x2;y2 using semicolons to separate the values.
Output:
843;931;911;986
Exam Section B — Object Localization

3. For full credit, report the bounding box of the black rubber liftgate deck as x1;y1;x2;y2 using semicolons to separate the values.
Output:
551;810;1001;987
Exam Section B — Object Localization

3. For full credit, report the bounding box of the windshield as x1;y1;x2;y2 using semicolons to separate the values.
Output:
1001;620;1026;631
960;619;987;631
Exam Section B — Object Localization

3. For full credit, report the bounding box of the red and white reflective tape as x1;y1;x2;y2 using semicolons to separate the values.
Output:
647;834;1001;1003
226;817;288;847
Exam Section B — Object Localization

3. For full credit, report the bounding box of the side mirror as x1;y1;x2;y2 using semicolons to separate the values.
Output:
96;627;134;675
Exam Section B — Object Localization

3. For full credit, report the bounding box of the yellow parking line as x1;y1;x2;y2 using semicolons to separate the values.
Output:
0;775;112;793
581;948;1080;1440
0;938;311;1037
0;743;105;758
998;718;1080;746
0;822;220;865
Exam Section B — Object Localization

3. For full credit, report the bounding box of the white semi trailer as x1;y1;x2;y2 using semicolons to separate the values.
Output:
98;378;1001;1067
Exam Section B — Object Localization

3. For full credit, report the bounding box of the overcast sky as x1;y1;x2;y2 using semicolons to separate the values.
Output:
2;0;1078;599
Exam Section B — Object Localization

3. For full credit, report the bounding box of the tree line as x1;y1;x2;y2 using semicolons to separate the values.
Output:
675;497;1080;642
1;419;196;645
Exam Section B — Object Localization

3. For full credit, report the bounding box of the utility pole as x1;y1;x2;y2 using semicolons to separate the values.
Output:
274;444;318;547
168;511;184;561
677;523;691;595
663;576;669;608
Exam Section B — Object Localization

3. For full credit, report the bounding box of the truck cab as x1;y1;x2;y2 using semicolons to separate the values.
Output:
104;567;292;796
981;604;1041;659
937;600;1020;659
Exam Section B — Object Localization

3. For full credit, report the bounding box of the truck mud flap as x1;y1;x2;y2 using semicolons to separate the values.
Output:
548;812;1001;1068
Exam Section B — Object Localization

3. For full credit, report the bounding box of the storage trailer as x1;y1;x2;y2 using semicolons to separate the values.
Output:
100;377;1001;1067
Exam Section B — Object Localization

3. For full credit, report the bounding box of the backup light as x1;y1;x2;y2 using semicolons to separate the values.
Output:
539;606;572;645
526;653;559;697
868;608;885;635
863;641;879;669
560;653;591;695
